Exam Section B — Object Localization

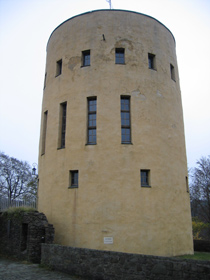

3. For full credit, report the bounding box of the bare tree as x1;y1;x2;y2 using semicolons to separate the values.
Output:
0;152;37;205
190;155;210;223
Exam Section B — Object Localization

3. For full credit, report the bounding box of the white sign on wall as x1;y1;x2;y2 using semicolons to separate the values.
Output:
104;237;113;244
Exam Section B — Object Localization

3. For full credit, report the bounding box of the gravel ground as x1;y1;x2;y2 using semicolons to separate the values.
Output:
0;257;86;280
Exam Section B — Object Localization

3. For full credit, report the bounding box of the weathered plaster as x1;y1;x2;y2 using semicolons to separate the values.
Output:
38;10;193;257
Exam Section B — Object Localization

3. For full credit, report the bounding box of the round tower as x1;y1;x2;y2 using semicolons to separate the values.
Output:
38;10;193;256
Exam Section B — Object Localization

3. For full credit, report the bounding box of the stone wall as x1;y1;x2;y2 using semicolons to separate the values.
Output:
0;210;54;263
42;244;210;280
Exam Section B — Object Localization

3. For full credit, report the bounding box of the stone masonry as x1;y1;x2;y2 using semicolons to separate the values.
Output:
42;244;210;280
0;210;54;263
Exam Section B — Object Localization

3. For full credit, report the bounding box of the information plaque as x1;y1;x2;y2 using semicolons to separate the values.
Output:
104;237;113;244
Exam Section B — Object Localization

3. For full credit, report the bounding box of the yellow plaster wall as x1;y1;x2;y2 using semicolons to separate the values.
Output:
38;10;193;256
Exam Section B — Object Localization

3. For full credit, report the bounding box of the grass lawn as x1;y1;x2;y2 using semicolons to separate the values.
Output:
177;252;210;261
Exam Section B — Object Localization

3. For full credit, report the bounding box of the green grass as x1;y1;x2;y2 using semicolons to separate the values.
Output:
2;206;36;220
6;206;36;213
177;252;210;261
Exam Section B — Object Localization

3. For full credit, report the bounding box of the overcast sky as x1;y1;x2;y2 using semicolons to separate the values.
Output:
0;0;209;170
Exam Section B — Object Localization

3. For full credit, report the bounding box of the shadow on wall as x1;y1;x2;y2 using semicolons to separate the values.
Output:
0;208;54;263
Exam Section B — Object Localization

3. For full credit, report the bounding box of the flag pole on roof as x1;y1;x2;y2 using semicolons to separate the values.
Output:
106;0;112;9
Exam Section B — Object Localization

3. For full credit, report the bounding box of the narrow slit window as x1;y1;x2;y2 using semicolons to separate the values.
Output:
87;97;97;144
141;170;151;187
21;223;28;252
41;110;48;155
82;50;90;66
148;53;156;70
44;73;47;89
121;96;131;143
69;170;79;188
186;176;189;192
58;102;67;149
170;64;175;81
115;48;125;64
56;59;62;76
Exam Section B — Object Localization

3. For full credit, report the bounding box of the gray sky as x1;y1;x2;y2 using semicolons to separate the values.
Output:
0;0;209;169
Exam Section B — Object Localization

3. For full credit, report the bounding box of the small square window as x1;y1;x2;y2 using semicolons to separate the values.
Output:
115;48;125;64
82;50;90;67
141;170;151;187
69;170;79;188
148;53;156;70
170;64;175;81
56;59;62;76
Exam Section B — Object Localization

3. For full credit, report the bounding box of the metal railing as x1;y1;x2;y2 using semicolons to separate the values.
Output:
0;198;37;212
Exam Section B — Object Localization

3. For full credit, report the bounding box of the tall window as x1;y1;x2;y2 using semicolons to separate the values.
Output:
82;50;90;66
87;97;97;144
141;170;150;187
41;111;48;155
56;59;62;76
59;102;67;149
148;53;156;70
170;64;175;81
121;96;131;143
115;48;125;64
69;170;79;188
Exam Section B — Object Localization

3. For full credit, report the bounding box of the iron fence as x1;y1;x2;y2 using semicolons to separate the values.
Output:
0;198;37;211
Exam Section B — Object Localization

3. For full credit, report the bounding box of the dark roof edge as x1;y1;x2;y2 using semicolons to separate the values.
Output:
46;9;175;50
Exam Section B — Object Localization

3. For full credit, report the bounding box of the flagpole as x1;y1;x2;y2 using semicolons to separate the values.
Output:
106;0;111;9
